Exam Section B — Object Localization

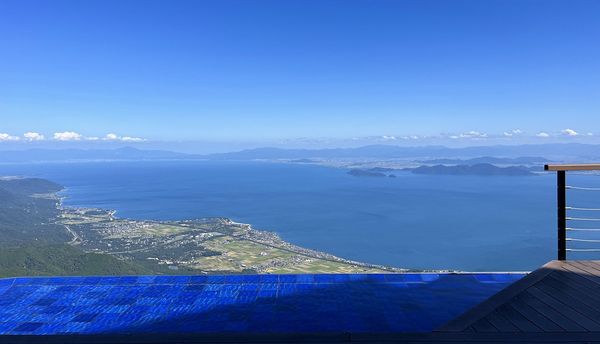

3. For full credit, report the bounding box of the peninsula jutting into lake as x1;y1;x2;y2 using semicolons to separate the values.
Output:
0;176;404;277
0;156;571;271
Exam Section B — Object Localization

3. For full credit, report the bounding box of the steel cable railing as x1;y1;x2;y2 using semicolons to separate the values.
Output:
566;207;600;211
567;227;600;232
545;164;600;260
566;185;600;253
566;186;600;191
566;217;600;221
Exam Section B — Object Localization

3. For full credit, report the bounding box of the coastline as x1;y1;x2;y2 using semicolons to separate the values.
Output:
56;190;411;273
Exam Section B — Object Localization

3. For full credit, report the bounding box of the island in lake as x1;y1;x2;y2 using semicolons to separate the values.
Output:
347;169;397;178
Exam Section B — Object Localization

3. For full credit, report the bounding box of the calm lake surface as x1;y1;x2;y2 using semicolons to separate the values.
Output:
3;160;600;271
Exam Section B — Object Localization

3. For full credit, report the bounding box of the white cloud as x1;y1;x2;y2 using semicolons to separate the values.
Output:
381;135;397;141
121;136;146;142
104;133;119;141
53;131;82;141
561;128;579;136
0;133;20;141
449;131;488;139
503;129;523;137
536;132;550;138
10;131;147;142
103;133;145;142
23;132;44;141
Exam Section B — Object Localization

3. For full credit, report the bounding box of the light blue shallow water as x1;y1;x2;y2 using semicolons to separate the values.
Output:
2;160;600;271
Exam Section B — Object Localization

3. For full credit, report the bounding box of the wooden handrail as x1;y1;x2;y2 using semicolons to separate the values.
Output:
544;164;600;171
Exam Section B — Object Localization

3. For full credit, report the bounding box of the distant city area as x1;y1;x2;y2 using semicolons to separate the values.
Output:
61;208;400;274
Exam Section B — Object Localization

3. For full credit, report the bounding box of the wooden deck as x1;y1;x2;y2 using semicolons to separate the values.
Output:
438;260;600;338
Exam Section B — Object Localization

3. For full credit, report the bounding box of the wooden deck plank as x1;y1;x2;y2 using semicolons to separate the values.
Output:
494;304;542;332
556;267;600;289
471;318;498;333
543;274;600;314
568;262;600;278
568;261;600;276
574;261;600;275
526;285;600;331
508;294;564;332
439;260;600;336
548;269;600;299
437;261;557;332
518;289;586;332
578;260;600;268
483;310;520;332
536;280;600;331
559;262;600;286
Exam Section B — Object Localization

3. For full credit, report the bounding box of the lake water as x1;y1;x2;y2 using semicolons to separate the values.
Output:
2;160;600;271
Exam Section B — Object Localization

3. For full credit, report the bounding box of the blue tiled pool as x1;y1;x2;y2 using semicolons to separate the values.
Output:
0;273;525;335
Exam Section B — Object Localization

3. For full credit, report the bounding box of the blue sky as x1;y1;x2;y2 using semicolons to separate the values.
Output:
0;0;599;149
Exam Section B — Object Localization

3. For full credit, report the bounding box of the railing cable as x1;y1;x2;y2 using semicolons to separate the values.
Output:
567;227;600;232
546;164;600;259
567;207;600;211
566;186;600;191
567;217;600;221
566;238;600;243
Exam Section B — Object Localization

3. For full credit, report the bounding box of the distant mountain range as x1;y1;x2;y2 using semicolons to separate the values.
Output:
206;143;600;160
0;147;192;163
0;143;599;163
418;156;549;165
408;163;535;176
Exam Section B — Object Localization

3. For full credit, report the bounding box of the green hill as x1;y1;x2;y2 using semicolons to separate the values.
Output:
0;177;63;196
0;244;152;278
0;181;70;247
0;177;163;277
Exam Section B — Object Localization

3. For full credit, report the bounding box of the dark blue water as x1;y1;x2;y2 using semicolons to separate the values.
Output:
2;160;600;271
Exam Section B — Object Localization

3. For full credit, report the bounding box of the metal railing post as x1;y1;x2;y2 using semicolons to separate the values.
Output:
557;171;567;260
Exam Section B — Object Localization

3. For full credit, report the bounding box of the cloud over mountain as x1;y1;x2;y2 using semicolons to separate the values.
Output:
53;131;83;141
503;129;523;137
23;132;44;141
104;133;145;142
0;133;20;141
47;132;146;142
449;131;488;139
561;129;579;136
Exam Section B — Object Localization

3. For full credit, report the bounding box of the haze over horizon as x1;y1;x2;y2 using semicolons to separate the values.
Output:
1;133;600;155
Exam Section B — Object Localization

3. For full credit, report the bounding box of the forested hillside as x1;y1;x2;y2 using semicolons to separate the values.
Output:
0;178;154;277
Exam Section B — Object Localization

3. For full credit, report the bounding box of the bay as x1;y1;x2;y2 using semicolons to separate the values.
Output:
3;160;599;271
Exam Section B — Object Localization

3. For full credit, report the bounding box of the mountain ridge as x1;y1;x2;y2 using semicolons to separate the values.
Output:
0;143;599;162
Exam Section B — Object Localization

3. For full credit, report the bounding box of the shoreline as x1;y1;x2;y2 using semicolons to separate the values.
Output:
60;205;411;273
57;190;413;273
55;185;465;273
